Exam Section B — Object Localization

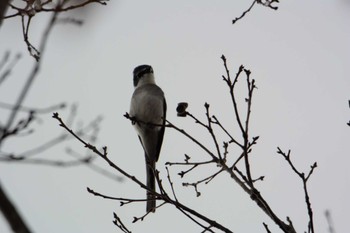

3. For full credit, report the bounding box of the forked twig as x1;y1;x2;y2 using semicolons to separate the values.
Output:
277;147;317;233
53;112;233;233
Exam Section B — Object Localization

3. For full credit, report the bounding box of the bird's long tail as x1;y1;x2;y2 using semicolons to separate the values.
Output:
146;159;156;212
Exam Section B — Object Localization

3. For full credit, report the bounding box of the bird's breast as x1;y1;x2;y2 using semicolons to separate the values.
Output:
130;86;165;126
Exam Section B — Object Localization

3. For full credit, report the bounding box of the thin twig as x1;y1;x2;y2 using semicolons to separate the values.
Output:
67;149;123;182
232;0;279;24
0;52;21;86
263;222;272;233
325;210;336;233
0;155;93;167
53;112;234;233
182;168;224;197
211;115;243;148
277;147;316;233
0;10;58;149
204;103;223;161
87;187;146;203
166;167;178;201
166;119;219;162
41;0;108;12
53;112;146;189
168;56;297;233
0;101;66;114
242;68;255;185
221;55;245;135
113;212;132;233
232;0;257;24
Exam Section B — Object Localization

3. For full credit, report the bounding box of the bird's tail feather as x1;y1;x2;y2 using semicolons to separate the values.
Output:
146;159;156;212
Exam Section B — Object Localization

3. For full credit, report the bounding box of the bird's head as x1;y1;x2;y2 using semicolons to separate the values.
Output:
133;65;155;88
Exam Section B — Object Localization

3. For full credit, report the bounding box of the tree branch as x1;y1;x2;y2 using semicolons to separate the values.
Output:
277;147;317;233
0;182;31;233
53;112;234;233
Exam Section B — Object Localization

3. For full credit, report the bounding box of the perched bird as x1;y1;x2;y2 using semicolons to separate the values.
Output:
129;65;166;212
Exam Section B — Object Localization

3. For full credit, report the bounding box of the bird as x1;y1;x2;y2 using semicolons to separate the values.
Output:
129;64;166;212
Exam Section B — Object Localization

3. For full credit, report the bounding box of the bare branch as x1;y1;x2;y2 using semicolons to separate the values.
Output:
232;0;257;24
0;52;21;86
0;0;10;26
87;187;146;203
0;111;35;141
0;182;31;233
277;147;316;233
165;166;178;201
182;169;223;197
113;212;132;233
0;154;93;167
53;112;234;233
67;149;123;182
263;222;272;233
0;10;58;146
53;113;155;199
4;0;108;60
166;56;297;233
325;210;336;233
0;101;66;114
211;115;243;148
347;100;350;126
169;112;296;232
232;0;280;25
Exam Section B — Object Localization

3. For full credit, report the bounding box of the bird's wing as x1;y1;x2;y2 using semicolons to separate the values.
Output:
137;135;147;156
155;97;166;162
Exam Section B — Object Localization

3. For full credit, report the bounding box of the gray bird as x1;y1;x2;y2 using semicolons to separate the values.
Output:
129;64;166;212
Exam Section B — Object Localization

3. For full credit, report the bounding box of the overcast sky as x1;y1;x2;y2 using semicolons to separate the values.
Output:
0;0;349;233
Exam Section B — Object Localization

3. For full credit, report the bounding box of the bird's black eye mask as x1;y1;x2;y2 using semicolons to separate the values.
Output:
133;65;153;87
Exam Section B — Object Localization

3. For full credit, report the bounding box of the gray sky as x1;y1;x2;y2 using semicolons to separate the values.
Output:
0;0;349;232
